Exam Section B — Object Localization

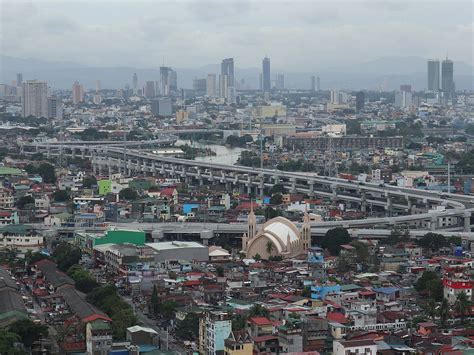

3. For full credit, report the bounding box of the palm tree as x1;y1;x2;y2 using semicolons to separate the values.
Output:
266;241;274;258
421;298;437;321
454;292;471;324
438;298;450;329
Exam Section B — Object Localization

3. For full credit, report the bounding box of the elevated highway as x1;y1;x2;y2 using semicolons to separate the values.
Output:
21;140;474;233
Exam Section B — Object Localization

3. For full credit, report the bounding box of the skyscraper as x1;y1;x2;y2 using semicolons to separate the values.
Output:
355;91;365;112
159;67;170;96
21;80;48;118
72;81;84;104
441;58;454;99
47;96;62;119
276;74;285;90
262;57;271;92
427;60;440;91
16;73;23;87
144;81;156;98
219;74;229;99
206;74;216;97
221;58;234;87
192;78;207;94
317;76;320;91
132;73;138;94
169;70;178;93
311;76;316;91
96;80;102;92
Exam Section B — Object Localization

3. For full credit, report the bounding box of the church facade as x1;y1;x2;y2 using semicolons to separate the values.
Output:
242;207;311;260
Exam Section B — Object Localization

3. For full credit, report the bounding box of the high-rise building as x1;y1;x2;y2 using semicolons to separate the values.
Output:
427;60;440;91
317;76;321;91
72;81;84;104
441;58;454;99
262;57;271;92
151;98;173;116
330;90;348;104
221;58;234;87
47;96;62;119
199;311;232;355
16;73;23;87
311;76;316;91
21;80;48;118
50;97;62;118
355;91;365;112
193;78;207;94
395;89;413;108
96;80;102;92
144;81;156;98
169;70;177;93
132;73;138;94
219;74;229;99
160;67;169;96
206;74;216;97
276;74;285;90
400;84;412;92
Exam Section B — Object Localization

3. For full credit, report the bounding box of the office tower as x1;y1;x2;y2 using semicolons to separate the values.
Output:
311;76;316;91
159;68;177;95
47;96;62;119
96;80;102;92
144;81;156;98
317;76;321;91
400;84;412;92
330;90;348;104
395;89;413;108
427;60;440;91
219;74;229;99
169;70;177;93
151;98;172;116
262;57;271;92
16;73;22;87
259;73;263;91
72;81;84;104
355;91;365;111
221;58;234;87
21;80;48;118
275;74;284;90
441;58;454;99
192;78;207;94
206;74;216;97
132;73;138;94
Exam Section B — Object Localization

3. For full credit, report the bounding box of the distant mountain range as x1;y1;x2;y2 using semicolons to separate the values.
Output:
1;55;472;91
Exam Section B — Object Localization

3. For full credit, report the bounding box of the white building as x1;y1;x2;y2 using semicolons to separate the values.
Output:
207;74;217;97
199;311;232;355
333;339;377;355
22;80;48;118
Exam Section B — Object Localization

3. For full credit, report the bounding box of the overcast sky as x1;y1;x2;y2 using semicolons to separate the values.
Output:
1;0;473;70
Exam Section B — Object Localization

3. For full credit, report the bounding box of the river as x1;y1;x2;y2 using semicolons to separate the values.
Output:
176;139;245;165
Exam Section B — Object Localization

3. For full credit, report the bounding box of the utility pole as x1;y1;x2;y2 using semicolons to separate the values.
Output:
260;130;264;169
324;137;337;177
447;160;451;192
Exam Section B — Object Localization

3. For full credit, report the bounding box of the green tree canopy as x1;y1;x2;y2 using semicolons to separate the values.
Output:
16;195;35;209
119;188;138;201
321;227;351;255
82;175;97;189
52;242;82;272
37;163;56;183
417;233;449;251
8;319;48;348
53;190;70;202
175;313;200;340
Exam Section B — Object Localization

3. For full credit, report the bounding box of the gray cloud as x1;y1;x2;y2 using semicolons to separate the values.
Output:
1;0;472;70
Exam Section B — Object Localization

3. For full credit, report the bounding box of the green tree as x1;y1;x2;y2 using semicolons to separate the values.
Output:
53;190;70;202
232;314;247;331
438;298;450;328
454;292;471;324
82;175;97;189
52;242;82;272
270;184;286;194
119;188;138;201
0;328;22;355
150;285;159;316
417;233;448;251
37;163;56;183
159;300;178;320
249;304;269;318
421;298;437;320
9;319;48;349
67;265;99;293
465;123;474;135
350;241;369;264
321;227;351;256
16;195;35;209
175;313;200;340
266;241;274;258
216;266;224;277
270;193;283;205
414;271;443;301
254;253;261;261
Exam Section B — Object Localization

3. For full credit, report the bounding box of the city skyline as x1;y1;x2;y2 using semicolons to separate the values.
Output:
1;0;472;70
